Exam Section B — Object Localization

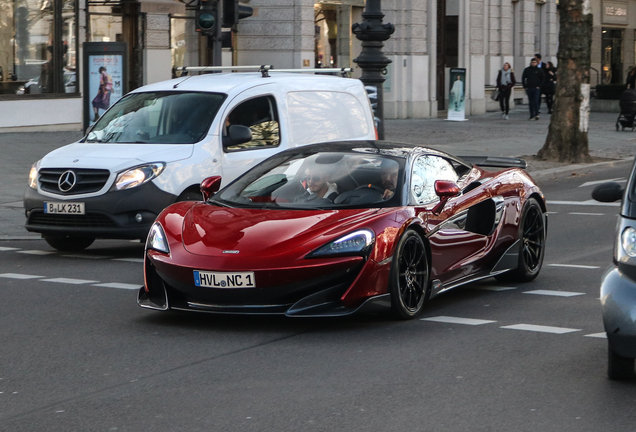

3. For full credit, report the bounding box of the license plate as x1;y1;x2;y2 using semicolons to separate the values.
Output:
44;202;85;215
194;270;256;288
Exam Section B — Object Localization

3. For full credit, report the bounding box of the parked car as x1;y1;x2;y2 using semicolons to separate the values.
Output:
592;174;636;379
139;141;547;319
24;71;376;251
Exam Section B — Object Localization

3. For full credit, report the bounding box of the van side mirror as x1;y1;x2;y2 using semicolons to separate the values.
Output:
200;176;222;201
223;125;252;148
592;182;624;203
432;180;460;215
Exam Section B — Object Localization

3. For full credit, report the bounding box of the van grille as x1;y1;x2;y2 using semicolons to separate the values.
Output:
39;168;110;195
28;212;118;228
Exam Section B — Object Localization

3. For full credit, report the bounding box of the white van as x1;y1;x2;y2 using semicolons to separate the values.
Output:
24;70;376;251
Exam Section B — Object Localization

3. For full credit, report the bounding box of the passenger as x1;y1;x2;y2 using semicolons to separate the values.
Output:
380;159;399;200
295;167;338;202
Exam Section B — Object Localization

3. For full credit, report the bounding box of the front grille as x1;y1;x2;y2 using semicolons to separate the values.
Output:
39;168;110;195
29;212;118;228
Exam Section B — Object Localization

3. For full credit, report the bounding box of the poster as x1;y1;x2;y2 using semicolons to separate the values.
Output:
447;68;467;121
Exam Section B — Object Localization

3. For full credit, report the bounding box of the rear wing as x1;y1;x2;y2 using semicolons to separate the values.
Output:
459;156;527;169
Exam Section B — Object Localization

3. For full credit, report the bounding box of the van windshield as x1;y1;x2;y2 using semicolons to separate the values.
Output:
86;91;226;144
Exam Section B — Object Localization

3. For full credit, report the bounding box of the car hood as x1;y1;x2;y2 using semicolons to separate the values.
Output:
40;143;193;170
182;204;381;257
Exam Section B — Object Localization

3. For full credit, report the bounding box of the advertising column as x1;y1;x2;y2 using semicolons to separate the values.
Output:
447;68;467;121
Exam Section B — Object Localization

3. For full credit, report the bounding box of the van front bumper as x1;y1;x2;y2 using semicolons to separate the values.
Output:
23;182;177;240
601;265;636;358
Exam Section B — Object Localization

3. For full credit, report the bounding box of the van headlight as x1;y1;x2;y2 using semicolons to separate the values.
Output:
114;163;165;191
308;229;375;258
146;223;170;254
622;227;636;257
28;162;39;189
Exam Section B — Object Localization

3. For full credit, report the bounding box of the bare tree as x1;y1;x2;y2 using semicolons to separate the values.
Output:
537;0;593;163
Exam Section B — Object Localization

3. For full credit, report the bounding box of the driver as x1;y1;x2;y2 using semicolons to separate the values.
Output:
295;167;338;202
380;159;399;199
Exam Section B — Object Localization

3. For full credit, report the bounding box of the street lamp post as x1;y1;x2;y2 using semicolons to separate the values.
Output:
352;0;394;140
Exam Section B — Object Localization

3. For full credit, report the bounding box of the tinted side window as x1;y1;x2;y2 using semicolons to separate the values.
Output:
411;155;460;205
224;96;280;152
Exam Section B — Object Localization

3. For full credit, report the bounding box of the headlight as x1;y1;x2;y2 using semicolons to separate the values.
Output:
622;227;636;257
114;163;165;191
308;229;375;258
28;162;39;189
146;223;170;254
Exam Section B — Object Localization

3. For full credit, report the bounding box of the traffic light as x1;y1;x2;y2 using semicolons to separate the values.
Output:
196;0;218;36
222;0;253;27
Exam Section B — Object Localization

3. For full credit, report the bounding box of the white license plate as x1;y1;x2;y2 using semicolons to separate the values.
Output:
194;270;256;289
44;202;85;215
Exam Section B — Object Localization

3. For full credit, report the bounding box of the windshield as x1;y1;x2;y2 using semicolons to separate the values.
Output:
86;91;225;144
216;151;405;209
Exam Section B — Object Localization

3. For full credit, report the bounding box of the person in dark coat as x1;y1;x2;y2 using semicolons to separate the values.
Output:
522;58;545;120
542;61;557;114
627;67;636;89
496;62;516;120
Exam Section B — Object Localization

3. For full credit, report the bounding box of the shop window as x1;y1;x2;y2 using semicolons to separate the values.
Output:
602;28;624;84
89;6;122;43
0;0;78;96
171;14;199;74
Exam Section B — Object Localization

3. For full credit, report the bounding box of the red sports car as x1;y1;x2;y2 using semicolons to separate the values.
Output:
139;141;547;319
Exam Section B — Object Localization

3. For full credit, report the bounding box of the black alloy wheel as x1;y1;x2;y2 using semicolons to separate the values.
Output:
608;344;636;380
389;230;429;319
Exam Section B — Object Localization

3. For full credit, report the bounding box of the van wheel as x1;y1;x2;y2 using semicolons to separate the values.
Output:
177;190;203;202
608;344;635;380
44;236;95;251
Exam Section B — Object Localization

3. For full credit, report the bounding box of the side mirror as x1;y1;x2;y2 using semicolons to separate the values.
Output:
223;125;252;148
200;176;222;201
432;180;460;215
592;181;624;203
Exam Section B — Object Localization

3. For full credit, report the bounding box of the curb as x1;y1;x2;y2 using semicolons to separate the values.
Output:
527;157;633;181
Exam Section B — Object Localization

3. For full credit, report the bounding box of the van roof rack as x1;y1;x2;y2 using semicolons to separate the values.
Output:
173;65;353;78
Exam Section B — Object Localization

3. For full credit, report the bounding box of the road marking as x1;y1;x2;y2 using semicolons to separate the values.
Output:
547;200;620;207
16;250;55;255
112;258;144;263
523;290;585;297
548;264;600;269
501;324;581;334
0;246;19;251
579;178;626;188
422;316;496;326
40;278;99;285
92;282;141;290
473;286;517;291
62;254;112;260
0;273;44;279
546;211;558;215
568;212;604;216
584;333;607;339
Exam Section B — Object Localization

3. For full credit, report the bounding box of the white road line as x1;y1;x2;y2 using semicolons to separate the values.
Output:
546;211;559;215
547;200;620;207
16;250;55;255
584;333;607;339
112;258;144;263
501;324;581;334
548;264;600;269
473;286;517;291
40;278;99;285
92;282;141;290
523;290;585;297
0;246;19;251
579;178;625;188
422;316;496;326
62;254;112;260
568;212;604;216
0;273;44;279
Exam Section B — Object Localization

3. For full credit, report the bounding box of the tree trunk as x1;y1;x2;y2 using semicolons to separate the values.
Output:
537;0;593;163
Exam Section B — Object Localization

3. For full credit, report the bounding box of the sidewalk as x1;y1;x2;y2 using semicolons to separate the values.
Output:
1;109;633;239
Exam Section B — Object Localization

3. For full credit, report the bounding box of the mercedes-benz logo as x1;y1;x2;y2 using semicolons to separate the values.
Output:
58;170;77;192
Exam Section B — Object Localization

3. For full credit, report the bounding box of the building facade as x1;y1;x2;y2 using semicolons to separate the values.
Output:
0;0;631;131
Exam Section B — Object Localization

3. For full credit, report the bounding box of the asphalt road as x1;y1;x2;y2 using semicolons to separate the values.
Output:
1;162;635;431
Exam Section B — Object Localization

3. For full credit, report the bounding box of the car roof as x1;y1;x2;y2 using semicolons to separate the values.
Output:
131;72;364;96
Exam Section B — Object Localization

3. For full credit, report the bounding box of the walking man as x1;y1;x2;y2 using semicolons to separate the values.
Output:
522;58;545;120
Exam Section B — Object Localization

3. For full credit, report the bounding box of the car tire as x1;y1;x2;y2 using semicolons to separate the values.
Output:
495;197;545;282
177;190;203;202
44;236;95;252
608;344;635;380
389;230;429;320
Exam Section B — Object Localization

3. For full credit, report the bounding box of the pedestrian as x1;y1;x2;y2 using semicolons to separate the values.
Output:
627;66;636;89
496;62;516;120
543;61;557;114
522;58;545;120
534;53;545;69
